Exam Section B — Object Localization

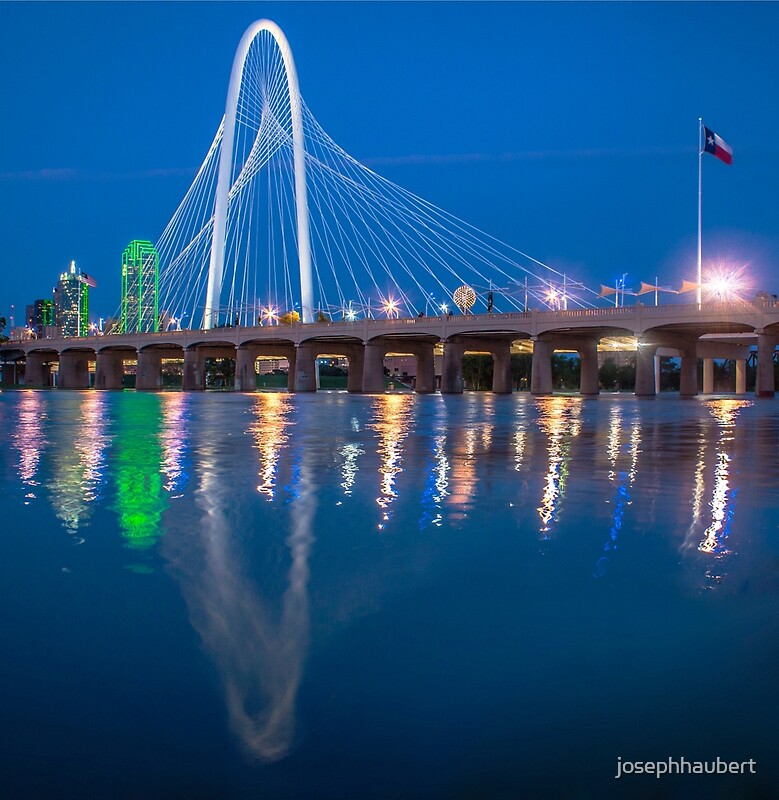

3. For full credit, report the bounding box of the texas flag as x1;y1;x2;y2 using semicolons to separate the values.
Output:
703;126;733;165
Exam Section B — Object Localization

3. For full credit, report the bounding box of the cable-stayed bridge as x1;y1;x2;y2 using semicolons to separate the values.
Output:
157;19;597;329
3;20;779;398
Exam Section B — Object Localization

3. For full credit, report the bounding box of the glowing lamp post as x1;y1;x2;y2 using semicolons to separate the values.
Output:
702;266;748;303
261;306;279;325
382;298;400;319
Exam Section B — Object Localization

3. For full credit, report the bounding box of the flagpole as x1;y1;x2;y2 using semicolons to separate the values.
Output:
697;117;703;308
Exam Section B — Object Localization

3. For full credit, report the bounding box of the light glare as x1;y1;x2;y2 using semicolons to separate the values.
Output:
382;298;399;318
703;265;750;302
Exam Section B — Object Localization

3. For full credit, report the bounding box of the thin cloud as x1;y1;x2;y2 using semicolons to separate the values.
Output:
0;166;196;182
0;145;698;181
362;145;696;167
0;167;82;181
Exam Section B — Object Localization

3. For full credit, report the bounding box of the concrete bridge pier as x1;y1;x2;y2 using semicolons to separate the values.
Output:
491;341;512;394
136;350;163;390
285;348;297;392
756;333;777;397
736;358;747;395
702;357;714;394
294;344;318;392
183;348;205;391
635;342;658;396
414;346;436;394
441;341;465;394
578;339;600;396
95;351;125;390
24;353;52;388
1;359;20;386
235;347;257;392
362;342;387;393
59;351;91;389
343;345;365;393
679;341;699;397
530;339;553;395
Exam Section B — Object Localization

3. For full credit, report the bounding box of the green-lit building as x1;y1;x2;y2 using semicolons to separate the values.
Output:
121;240;159;333
54;261;89;337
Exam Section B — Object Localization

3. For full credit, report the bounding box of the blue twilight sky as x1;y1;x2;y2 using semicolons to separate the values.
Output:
1;1;778;322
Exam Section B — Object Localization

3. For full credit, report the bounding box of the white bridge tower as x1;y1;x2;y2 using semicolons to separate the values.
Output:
204;20;313;328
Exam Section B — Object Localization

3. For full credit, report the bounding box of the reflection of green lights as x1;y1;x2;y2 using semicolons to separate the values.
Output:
115;469;163;548
113;395;166;549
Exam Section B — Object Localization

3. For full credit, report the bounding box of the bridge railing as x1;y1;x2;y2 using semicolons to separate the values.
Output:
4;299;778;349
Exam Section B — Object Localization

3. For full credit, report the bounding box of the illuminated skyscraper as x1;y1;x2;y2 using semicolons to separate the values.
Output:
121;240;159;333
25;298;54;335
54;261;89;337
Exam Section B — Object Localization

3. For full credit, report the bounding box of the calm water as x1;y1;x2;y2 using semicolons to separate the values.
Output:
1;390;778;799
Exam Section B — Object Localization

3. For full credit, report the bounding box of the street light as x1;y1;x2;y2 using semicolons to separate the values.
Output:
261;306;279;325
382;298;399;318
703;265;749;302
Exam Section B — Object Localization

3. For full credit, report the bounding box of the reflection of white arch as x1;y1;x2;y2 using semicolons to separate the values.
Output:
204;19;313;328
167;396;315;762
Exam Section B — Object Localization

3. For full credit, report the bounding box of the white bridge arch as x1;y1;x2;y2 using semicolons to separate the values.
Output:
153;19;599;333
205;20;313;328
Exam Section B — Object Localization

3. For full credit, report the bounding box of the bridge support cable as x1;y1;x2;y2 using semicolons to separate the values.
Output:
301;108;599;304
142;20;599;333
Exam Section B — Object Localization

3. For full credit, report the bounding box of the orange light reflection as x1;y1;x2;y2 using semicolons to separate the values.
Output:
250;394;292;500
160;393;189;496
47;392;109;534
698;399;751;555
536;396;582;537
370;394;413;529
12;391;47;500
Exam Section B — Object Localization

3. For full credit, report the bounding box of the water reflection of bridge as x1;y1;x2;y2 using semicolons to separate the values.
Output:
3;300;779;396
9;390;761;759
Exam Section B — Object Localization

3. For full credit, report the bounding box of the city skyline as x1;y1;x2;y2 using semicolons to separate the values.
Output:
1;2;778;322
